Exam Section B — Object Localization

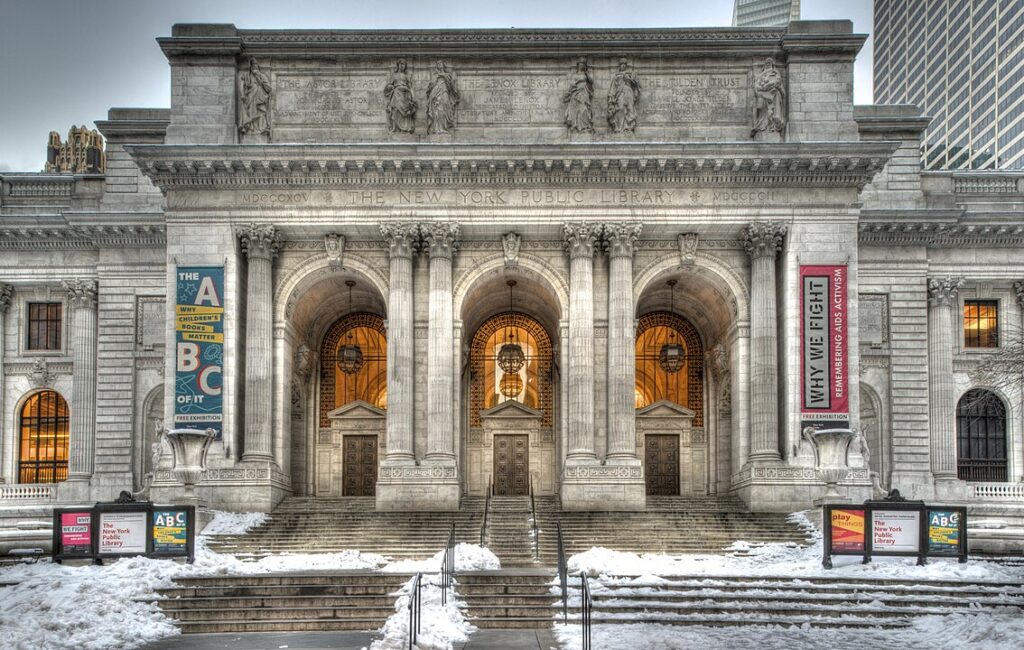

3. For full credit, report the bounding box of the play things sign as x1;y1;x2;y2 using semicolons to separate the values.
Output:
800;265;849;429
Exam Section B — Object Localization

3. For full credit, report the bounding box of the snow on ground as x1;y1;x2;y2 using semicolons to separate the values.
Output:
382;543;500;573
196;510;267;535
370;574;475;650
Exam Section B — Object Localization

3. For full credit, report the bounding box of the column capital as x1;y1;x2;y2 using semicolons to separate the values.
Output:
603;222;642;258
238;223;281;260
0;282;13;313
928;276;964;307
421;222;460;260
562;223;602;259
742;221;787;259
380;222;420;259
62;278;97;309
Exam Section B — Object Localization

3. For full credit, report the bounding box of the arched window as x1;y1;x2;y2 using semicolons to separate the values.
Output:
956;389;1007;482
19;390;69;483
635;312;704;425
319;313;387;426
470;312;553;427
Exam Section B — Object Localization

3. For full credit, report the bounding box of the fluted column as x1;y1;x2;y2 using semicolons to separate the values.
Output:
238;224;280;462
63;278;98;482
422;222;459;463
380;223;418;464
742;222;786;463
563;223;603;461
604;222;642;462
928;277;963;480
0;283;12;483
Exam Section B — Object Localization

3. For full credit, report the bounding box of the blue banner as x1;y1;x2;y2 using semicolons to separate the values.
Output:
174;267;224;437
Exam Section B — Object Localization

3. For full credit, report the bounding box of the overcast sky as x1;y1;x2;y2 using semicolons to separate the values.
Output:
0;0;873;172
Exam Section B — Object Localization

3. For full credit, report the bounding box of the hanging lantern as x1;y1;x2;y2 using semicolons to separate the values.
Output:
336;280;364;375
659;279;685;373
497;279;525;373
499;372;524;398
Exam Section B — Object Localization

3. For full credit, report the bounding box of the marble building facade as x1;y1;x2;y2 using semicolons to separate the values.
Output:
1;22;1023;526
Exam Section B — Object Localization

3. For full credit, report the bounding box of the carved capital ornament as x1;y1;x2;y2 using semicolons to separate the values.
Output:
380;222;420;259
62;278;98;309
420;222;460;259
562;223;602;259
238;223;282;259
928;277;964;306
0;282;12;313
603;222;642;258
741;221;787;259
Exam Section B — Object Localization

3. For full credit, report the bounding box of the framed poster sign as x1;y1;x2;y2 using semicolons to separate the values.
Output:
926;507;968;562
151;507;196;562
52;509;95;562
97;508;150;558
872;509;921;553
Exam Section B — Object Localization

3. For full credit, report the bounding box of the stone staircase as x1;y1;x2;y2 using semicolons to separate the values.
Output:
482;496;539;567
149;571;411;633
458;570;557;628
564;573;1024;628
203;496;483;560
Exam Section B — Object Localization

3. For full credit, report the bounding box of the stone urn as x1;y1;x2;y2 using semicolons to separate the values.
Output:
806;427;855;502
165;428;215;501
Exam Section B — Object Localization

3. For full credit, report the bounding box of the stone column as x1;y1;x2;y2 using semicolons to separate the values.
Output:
563;223;603;462
928;277;963;484
604;222;642;462
238;224;280;463
0;283;11;483
380;223;418;465
742;222;786;464
63;279;98;483
422;222;459;464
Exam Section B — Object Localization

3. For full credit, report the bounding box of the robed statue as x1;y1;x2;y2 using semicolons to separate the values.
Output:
563;59;594;132
426;61;460;134
238;58;272;137
752;58;786;136
607;58;640;134
384;58;417;134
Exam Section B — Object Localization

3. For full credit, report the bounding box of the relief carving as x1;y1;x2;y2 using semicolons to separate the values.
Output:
0;282;13;312
426;61;460;134
563;59;594;133
384;58;418;133
325;233;345;268
28;359;54;388
238;58;272;138
502;232;521;268
751;58;786;136
607;58;641;134
678;233;698;266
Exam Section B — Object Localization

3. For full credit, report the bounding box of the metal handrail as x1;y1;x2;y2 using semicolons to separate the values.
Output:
480;475;492;546
407;573;422;650
580;571;593;650
441;522;455;605
556;520;567;623
529;476;539;561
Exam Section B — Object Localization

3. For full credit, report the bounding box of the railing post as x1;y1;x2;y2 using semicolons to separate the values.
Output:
557;521;567;623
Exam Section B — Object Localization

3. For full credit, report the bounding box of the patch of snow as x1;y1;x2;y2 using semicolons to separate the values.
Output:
199;510;268;535
370;574;474;650
382;543;500;573
970;519;1008;530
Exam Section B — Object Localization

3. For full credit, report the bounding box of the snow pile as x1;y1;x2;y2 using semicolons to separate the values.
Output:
370;574;474;650
382;543;500;573
198;510;267;535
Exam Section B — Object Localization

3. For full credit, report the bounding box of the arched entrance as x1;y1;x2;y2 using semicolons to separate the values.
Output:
956;389;1008;482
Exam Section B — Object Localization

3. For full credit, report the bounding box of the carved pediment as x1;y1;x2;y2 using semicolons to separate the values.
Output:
326;400;386;420
480;399;542;420
636;400;695;420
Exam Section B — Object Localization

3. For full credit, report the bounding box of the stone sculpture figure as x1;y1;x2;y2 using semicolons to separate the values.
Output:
607;58;641;134
502;232;521;268
752;58;786;136
426;61;460;135
563;59;594;132
238;58;272;137
384;58;417;133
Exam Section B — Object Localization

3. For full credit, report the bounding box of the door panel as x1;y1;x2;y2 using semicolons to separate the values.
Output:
343;435;378;497
493;434;529;496
644;434;680;496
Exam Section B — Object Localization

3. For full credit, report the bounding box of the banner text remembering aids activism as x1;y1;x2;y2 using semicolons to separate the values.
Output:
800;265;849;429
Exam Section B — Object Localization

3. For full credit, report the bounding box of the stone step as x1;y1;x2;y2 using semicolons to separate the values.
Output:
177;619;386;633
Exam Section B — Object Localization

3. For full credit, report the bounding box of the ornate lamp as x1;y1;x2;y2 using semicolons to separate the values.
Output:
499;373;524;399
337;280;364;375
659;279;685;373
497;280;525;376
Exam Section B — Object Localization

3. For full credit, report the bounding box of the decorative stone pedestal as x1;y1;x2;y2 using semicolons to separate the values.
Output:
560;461;646;511
375;462;460;511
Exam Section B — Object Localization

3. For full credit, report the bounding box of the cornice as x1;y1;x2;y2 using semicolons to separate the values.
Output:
0;221;166;249
859;220;1024;248
126;141;897;192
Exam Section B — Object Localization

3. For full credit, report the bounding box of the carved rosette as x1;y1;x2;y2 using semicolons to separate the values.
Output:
562;223;603;259
0;282;12;312
678;233;698;266
928;277;964;306
62;278;98;309
238;223;282;260
421;222;461;259
325;233;345;268
741;222;787;259
603;222;642;258
380;222;420;259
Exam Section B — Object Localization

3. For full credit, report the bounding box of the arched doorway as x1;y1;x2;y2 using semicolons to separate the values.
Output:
956;389;1007;482
18;390;69;484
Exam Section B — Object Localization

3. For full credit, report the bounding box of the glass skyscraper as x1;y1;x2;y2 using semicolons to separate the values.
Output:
732;0;800;27
874;0;1024;170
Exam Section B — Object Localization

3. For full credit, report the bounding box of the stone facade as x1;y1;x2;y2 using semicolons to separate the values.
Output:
0;22;1022;534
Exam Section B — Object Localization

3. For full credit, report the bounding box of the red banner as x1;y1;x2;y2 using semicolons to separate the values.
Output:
800;265;849;428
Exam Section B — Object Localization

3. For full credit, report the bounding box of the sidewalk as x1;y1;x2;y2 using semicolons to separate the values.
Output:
143;629;561;649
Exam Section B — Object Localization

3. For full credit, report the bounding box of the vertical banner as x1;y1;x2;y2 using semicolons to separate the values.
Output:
830;508;865;552
175;266;224;437
800;265;849;429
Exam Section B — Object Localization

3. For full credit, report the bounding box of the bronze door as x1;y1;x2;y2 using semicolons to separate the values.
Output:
644;434;680;496
343;435;378;496
493;434;529;496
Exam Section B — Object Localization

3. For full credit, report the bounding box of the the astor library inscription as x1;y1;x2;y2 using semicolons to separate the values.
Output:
275;75;384;124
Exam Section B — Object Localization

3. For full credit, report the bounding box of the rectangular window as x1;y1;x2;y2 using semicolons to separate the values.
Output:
27;302;62;351
964;300;999;348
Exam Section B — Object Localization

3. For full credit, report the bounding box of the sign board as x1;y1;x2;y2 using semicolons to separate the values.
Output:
151;508;195;561
52;509;96;561
98;510;148;555
829;508;865;553
175;266;224;437
800;265;849;429
872;509;921;553
926;507;967;561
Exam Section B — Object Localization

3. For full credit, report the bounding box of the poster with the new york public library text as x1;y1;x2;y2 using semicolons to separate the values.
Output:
800;265;850;429
175;267;224;437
